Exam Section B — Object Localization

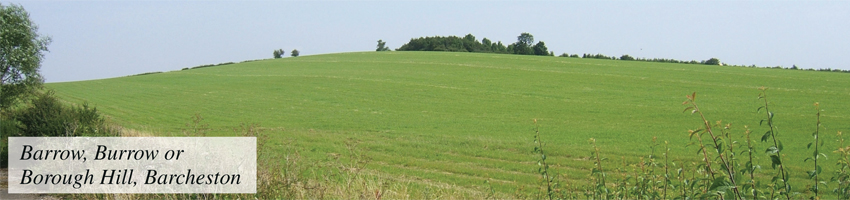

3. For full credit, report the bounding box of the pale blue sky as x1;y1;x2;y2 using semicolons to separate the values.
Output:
9;1;850;83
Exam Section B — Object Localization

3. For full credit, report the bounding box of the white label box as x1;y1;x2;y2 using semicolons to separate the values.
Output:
8;137;256;193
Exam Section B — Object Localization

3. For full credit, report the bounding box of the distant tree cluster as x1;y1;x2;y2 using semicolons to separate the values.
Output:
570;53;850;73
558;53;580;58
396;33;551;56
272;48;300;58
579;53;724;66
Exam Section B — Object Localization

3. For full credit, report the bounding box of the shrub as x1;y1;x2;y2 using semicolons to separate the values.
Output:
14;91;107;137
0;113;21;167
15;91;70;136
1;90;113;167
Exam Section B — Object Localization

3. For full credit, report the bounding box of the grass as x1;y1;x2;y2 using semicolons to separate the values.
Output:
47;51;850;197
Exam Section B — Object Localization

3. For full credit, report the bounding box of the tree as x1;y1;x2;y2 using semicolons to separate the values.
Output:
517;32;534;47
481;38;492;48
620;54;635;61
512;33;534;55
376;40;390;51
532;41;548;56
704;58;720;65
1;3;51;111
291;49;300;57
273;49;284;58
463;34;476;42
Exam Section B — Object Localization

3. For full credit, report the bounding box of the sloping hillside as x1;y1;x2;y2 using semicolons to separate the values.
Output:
48;51;850;196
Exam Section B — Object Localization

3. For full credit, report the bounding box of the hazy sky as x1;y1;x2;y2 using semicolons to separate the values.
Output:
9;1;850;83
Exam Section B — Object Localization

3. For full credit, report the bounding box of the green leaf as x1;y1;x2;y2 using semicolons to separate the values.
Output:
757;106;765;112
766;146;779;154
807;142;813;149
717;143;725;153
761;131;771;142
770;155;782;169
709;177;732;191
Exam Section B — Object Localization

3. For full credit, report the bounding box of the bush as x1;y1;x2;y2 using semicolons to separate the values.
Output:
14;91;107;137
0;114;20;167
15;91;69;136
1;90;113;167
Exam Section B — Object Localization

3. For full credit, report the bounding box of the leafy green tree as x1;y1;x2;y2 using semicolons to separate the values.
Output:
517;32;534;47
291;49;300;57
1;3;51;111
463;34;476;42
705;58;720;65
620;54;635;60
512;33;534;55
481;38;492;48
376;40;390;51
492;41;507;53
273;49;284;58
532;41;548;56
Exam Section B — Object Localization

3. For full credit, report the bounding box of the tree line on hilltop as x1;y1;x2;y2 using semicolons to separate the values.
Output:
394;33;554;56
379;33;849;73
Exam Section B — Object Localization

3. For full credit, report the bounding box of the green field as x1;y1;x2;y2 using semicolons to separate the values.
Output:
48;51;850;197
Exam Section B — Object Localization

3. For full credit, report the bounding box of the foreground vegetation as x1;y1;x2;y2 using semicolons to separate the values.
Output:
46;51;849;198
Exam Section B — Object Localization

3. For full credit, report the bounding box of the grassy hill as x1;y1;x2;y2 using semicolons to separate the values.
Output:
48;51;850;197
